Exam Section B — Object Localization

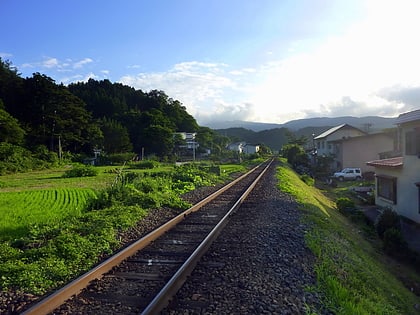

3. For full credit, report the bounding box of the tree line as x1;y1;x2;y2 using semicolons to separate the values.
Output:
0;58;234;172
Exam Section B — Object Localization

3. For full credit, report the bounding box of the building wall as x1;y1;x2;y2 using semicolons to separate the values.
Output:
375;156;420;223
374;118;420;223
316;127;365;156
341;134;394;173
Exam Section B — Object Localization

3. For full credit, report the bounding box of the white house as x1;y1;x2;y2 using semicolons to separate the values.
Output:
227;142;260;154
243;144;260;154
227;142;245;153
366;109;420;223
174;132;197;150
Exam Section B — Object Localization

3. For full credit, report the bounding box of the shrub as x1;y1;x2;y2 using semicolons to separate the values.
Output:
382;227;407;255
374;208;401;239
132;160;160;169
300;174;314;186
62;164;98;178
336;197;355;213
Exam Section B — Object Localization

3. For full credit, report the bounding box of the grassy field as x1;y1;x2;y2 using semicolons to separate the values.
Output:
276;159;420;314
0;160;249;294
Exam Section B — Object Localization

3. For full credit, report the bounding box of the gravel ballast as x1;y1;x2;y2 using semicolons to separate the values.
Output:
163;161;325;314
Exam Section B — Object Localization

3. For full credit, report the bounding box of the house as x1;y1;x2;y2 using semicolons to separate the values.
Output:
366;109;420;224
174;132;198;150
314;124;367;170
243;144;260;154
331;132;395;173
227;142;260;154
227;142;245;153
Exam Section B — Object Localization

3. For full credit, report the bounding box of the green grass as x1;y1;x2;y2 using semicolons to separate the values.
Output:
276;159;420;314
0;161;249;294
0;188;96;240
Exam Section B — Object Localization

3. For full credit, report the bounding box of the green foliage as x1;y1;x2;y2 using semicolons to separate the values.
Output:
132;160;160;169
98;117;133;154
0;107;25;145
281;143;309;170
0;142;58;174
101;152;137;165
374;208;401;240
0;204;146;294
300;174;314;186
0;188;96;240
0;157;232;295
62;164;98;178
382;228;408;255
1;60;201;159
336;197;356;213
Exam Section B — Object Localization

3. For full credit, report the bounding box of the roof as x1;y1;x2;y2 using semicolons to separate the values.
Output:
396;109;420;124
314;124;365;140
366;156;403;168
329;131;393;143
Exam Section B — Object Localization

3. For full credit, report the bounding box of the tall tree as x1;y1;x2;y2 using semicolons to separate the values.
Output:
0;102;25;145
98;118;133;153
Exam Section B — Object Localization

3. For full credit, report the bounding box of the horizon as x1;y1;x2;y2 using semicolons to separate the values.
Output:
2;0;420;125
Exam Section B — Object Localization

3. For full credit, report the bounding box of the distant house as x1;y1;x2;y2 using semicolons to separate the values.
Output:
227;142;245;153
331;132;395;173
367;109;420;223
314;124;366;170
174;132;198;150
227;142;260;154
243;144;260;154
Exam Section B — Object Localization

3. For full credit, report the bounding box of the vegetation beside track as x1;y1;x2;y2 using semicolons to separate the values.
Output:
0;160;248;295
276;159;420;314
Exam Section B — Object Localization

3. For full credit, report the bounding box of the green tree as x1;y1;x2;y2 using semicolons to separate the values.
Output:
99;118;133;153
141;125;174;157
21;73;98;153
282;143;309;169
0;102;25;145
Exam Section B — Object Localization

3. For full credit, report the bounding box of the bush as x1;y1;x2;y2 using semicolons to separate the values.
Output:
336;197;355;213
374;208;401;239
62;164;98;178
132;160;160;169
382;227;408;255
300;174;314;186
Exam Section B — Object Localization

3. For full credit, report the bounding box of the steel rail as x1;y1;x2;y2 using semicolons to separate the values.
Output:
141;158;273;314
21;161;267;315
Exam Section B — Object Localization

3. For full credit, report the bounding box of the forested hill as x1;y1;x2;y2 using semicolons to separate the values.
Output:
0;58;209;158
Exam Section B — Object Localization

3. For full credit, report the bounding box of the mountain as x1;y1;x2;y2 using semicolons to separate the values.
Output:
211;116;398;152
203;116;396;132
282;116;396;132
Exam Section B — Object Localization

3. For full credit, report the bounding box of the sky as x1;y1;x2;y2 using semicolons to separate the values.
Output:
1;0;420;126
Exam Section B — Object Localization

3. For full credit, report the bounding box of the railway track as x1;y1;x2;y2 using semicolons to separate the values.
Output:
22;159;274;315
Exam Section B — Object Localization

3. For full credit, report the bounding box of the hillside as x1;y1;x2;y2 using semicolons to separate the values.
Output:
205;116;396;132
213;116;397;151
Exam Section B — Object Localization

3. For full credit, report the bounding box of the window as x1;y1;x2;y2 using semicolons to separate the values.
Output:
417;183;420;213
377;175;397;204
405;128;420;155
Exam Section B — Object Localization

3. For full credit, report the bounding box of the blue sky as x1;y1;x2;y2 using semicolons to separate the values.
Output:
1;0;420;125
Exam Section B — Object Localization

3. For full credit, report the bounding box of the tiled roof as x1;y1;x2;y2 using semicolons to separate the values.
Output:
366;156;403;168
396;109;420;124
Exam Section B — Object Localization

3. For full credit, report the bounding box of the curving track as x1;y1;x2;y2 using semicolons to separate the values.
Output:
21;159;274;315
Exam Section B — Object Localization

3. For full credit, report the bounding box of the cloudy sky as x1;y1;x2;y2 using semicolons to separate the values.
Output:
1;0;419;125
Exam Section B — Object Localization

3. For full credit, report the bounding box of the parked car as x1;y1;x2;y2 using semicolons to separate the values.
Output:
332;167;362;181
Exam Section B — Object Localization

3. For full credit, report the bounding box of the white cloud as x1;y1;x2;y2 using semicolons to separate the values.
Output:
120;61;238;119
0;52;12;58
73;58;93;69
43;58;59;68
